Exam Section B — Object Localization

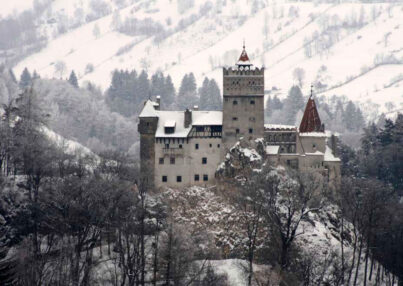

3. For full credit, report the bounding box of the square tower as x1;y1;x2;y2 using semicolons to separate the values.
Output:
222;45;265;152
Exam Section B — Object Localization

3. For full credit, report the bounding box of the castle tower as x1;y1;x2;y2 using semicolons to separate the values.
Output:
222;44;265;152
138;100;159;189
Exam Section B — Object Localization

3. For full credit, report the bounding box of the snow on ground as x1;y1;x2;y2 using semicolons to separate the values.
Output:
12;0;403;118
207;259;272;286
0;0;33;18
41;125;96;157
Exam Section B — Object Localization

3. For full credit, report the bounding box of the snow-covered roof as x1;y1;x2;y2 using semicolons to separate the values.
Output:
299;132;328;138
154;110;223;138
324;145;341;162
264;124;297;131
305;151;324;156
236;59;252;66
155;111;189;138
164;120;176;128
192;111;222;126
139;100;158;118
265;145;280;155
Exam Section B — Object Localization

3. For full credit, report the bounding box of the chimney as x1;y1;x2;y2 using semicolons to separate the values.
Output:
184;108;192;128
193;105;199;111
155;95;161;110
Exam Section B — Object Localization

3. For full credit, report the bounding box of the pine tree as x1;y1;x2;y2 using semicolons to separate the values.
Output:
177;73;198;109
198;77;210;110
164;75;176;108
378;119;395;146
68;70;79;88
19;67;32;89
207;78;222;110
283;85;304;125
271;95;283;110
136;70;150;106
32;70;40;80
343;101;365;131
150;71;165;98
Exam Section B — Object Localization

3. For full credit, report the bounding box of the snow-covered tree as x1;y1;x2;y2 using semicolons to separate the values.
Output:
68;70;79;88
19;67;32;89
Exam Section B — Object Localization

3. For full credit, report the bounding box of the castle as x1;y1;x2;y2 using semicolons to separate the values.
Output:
138;45;341;188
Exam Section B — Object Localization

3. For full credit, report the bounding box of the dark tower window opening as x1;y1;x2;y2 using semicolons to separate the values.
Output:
236;128;240;134
194;174;200;181
203;174;208;181
170;157;175;164
232;117;238;121
233;100;238;105
195;143;199;149
162;176;167;182
176;176;182;182
250;100;255;105
202;157;207;164
249;128;253;134
159;158;164;164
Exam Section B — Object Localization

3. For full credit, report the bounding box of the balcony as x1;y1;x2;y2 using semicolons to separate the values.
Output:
162;147;184;156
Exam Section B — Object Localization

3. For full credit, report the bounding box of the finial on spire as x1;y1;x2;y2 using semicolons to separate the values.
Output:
310;84;313;98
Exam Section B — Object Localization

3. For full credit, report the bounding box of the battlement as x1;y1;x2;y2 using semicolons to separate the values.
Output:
223;66;264;96
223;66;264;76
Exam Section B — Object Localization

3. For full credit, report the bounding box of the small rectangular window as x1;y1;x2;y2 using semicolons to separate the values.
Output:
170;157;175;164
195;143;199;150
250;100;255;105
236;129;240;134
232;117;238;121
203;174;208;181
177;176;182;182
249;128;253;134
162;176;167;182
209;143;212;148
233;100;238;105
194;174;200;181
159;158;164;164
217;144;220;148
202;157;207;164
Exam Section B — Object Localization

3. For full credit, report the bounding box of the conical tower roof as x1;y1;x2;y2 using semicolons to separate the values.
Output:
236;42;252;66
299;90;324;133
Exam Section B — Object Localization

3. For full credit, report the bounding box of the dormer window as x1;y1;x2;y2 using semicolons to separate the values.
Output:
164;120;176;134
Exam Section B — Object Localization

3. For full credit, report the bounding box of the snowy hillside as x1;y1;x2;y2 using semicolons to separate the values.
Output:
10;0;403;118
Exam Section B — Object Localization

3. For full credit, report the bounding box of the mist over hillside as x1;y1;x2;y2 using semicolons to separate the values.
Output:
0;0;401;121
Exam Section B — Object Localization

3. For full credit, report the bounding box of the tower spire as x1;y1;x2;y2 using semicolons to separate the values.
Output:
310;84;313;98
299;91;324;133
237;40;251;66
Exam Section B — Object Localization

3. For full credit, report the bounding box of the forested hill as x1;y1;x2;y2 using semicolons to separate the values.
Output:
1;0;402;121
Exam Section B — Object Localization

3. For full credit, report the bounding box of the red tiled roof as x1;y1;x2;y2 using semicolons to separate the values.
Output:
238;47;250;62
299;96;324;133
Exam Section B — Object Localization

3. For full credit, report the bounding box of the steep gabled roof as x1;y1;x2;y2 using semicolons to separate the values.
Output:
299;96;324;133
139;100;159;118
